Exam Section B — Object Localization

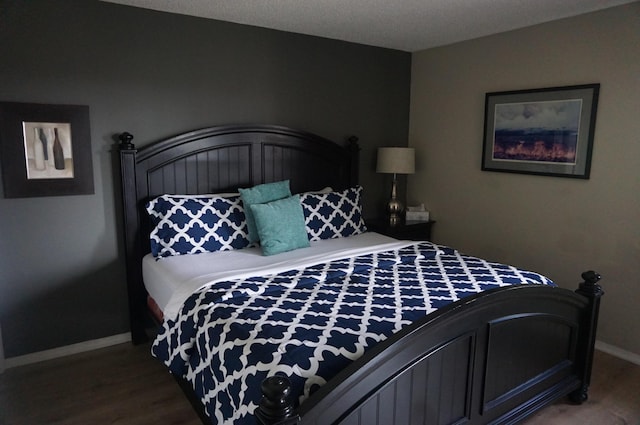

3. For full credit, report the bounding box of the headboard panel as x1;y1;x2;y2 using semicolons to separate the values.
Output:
118;124;360;342
144;144;254;196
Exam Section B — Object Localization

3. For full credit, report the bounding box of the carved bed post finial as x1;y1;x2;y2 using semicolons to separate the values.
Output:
119;132;135;150
578;270;603;296
255;375;298;425
569;270;604;404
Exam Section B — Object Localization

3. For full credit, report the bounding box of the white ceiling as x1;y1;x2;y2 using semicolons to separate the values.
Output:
103;0;635;52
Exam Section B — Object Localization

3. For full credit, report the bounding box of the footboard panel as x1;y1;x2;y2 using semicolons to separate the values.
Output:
289;285;592;425
341;333;475;425
482;314;578;419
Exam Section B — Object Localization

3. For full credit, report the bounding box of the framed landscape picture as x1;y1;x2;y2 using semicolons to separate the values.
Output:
0;102;94;197
482;84;599;179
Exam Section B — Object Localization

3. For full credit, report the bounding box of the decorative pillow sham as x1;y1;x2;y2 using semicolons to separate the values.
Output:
250;195;310;256
239;180;291;243
146;194;250;258
300;186;367;241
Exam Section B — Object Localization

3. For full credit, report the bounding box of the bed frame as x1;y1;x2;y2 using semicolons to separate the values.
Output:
117;124;603;425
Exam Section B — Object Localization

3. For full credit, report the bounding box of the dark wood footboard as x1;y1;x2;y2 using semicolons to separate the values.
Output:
256;271;603;425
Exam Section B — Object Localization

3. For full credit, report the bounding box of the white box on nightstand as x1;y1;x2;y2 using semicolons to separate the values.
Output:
405;210;430;222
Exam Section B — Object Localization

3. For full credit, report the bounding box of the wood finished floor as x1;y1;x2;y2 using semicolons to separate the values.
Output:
1;344;638;425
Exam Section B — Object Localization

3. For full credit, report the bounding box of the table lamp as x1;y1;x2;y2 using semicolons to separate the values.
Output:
376;147;415;226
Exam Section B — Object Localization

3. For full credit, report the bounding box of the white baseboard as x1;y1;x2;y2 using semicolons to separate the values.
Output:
596;339;640;366
2;332;131;371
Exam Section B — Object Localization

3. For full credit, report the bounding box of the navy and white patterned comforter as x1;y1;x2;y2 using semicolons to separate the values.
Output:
151;241;554;425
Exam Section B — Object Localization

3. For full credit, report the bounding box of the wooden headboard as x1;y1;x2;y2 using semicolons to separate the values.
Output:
117;124;360;342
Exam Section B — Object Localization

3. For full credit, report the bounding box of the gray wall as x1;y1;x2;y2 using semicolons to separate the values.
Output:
0;0;410;357
409;3;639;356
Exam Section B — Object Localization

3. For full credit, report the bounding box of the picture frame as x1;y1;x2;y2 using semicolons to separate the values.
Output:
482;84;599;179
0;102;94;197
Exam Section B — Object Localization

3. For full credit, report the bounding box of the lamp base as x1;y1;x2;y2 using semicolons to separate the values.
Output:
387;198;403;227
386;175;403;227
388;213;401;226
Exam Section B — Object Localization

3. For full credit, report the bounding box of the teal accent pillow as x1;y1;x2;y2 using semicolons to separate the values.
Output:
250;195;310;256
239;180;291;243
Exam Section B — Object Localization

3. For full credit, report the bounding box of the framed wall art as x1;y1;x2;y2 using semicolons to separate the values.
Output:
0;102;94;197
482;84;599;179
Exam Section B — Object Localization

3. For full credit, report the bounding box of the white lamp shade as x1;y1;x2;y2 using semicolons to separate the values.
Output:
376;147;415;174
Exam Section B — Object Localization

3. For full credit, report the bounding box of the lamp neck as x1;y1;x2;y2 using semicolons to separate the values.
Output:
390;173;398;200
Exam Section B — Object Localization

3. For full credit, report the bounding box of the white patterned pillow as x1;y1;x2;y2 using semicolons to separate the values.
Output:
146;194;250;258
300;186;367;241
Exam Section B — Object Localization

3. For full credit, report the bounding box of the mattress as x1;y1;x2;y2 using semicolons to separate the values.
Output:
143;231;409;321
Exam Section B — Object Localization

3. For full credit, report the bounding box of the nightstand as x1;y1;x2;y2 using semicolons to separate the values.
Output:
366;218;435;241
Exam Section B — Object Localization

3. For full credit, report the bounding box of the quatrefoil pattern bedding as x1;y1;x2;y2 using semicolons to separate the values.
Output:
146;186;368;258
300;186;367;241
152;242;554;425
146;195;251;258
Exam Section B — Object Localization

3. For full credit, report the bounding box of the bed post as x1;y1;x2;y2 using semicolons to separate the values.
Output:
255;376;298;425
569;270;604;404
118;132;148;344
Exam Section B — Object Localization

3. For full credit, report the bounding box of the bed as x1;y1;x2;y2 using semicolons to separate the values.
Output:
117;124;603;425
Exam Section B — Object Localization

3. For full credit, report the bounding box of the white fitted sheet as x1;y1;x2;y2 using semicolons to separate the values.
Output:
143;232;412;321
